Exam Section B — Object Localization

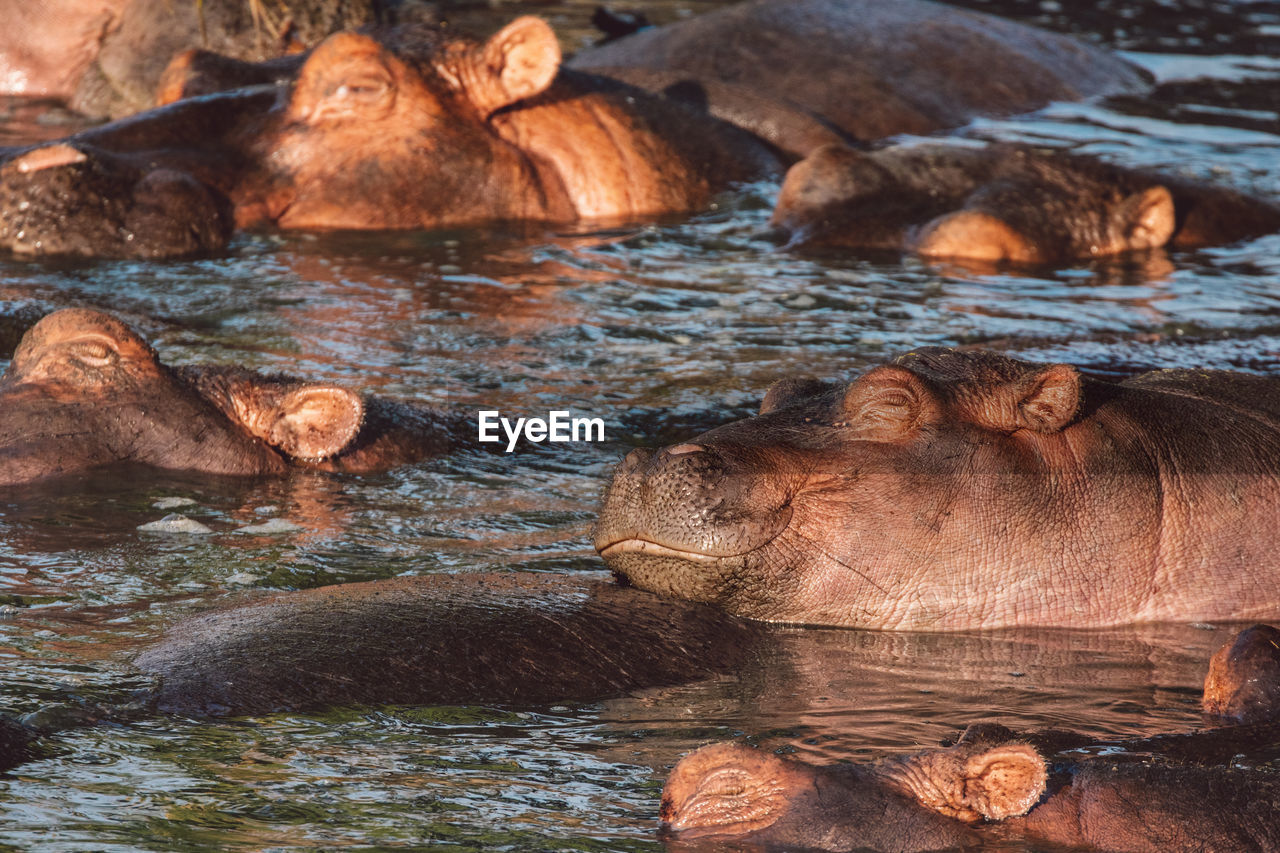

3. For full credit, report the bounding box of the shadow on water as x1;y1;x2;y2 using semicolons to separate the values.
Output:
0;0;1279;849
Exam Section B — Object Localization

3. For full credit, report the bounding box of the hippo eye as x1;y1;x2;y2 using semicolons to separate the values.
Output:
67;340;116;368
877;392;914;409
334;75;389;102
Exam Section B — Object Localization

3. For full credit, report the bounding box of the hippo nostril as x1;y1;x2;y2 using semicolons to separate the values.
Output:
619;447;651;473
665;443;705;457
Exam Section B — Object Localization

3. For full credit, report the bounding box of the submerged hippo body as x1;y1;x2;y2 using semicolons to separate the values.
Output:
0;309;450;485
663;726;1280;853
664;629;1280;853
572;0;1150;157
0;0;389;118
159;0;1149;164
770;143;1280;262
595;348;1280;630
0;18;776;259
135;571;764;717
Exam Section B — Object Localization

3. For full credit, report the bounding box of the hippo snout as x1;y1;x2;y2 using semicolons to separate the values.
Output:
594;440;795;603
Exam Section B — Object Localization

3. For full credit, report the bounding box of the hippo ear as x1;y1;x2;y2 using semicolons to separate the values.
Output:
1115;185;1176;251
1011;363;1080;433
470;16;561;114
958;744;1047;820
838;366;934;440
264;386;365;460
759;376;827;415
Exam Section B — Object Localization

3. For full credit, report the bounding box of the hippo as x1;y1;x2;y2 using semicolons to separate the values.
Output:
661;626;1280;852
567;0;1150;158
662;725;1280;853
0;0;392;118
769;143;1280;263
133;571;765;717
163;0;1149;162
0;18;776;259
594;348;1280;630
0;308;452;485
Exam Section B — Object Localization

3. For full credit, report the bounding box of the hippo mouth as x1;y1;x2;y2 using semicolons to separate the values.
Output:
597;538;726;562
596;504;794;564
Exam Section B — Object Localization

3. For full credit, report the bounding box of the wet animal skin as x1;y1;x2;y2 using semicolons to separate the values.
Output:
769;143;1280;263
596;347;1280;629
0;308;453;485
661;624;1280;853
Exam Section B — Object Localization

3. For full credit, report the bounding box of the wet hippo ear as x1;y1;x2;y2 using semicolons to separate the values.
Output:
759;376;827;415
838;366;934;440
264;386;364;461
1114;185;1176;251
962;363;1081;434
958;744;1047;821
470;16;561;114
1012;364;1080;433
1202;624;1280;725
913;210;1040;263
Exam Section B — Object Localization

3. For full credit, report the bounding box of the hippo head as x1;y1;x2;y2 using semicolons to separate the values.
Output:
253;18;567;230
0;309;364;485
0;143;231;259
1202;624;1280;725
594;348;1139;629
661;734;1045;850
771;143;1178;264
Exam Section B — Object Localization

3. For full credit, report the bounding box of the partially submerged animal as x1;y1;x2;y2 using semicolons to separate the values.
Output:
596;348;1280;629
0;308;450;485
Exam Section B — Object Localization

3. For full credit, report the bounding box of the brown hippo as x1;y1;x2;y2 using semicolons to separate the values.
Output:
133;571;765;717
157;0;1149;163
0;308;452;485
0;0;393;118
594;348;1280;630
0;18;776;259
567;0;1150;158
662;725;1280;853
661;626;1280;852
769;143;1280;263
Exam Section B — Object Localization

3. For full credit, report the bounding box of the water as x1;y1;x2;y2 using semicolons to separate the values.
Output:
0;0;1278;849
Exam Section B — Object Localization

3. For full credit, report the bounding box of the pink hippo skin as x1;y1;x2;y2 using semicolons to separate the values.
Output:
661;625;1280;852
769;143;1280;263
595;348;1280;629
0;308;451;485
0;18;776;259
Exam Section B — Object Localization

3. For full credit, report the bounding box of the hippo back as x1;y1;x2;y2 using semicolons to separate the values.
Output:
570;0;1150;149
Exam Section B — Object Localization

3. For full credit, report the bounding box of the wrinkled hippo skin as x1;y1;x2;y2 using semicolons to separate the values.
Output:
0;308;450;485
134;571;765;717
662;722;1280;853
663;637;1280;853
159;0;1148;163
0;0;396;118
595;348;1280;629
568;0;1150;159
770;143;1280;262
0;19;776;259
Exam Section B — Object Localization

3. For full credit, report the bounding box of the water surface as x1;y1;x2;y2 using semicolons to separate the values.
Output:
1;0;1279;849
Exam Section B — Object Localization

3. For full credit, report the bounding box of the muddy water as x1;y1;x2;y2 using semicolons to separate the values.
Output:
0;0;1278;850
